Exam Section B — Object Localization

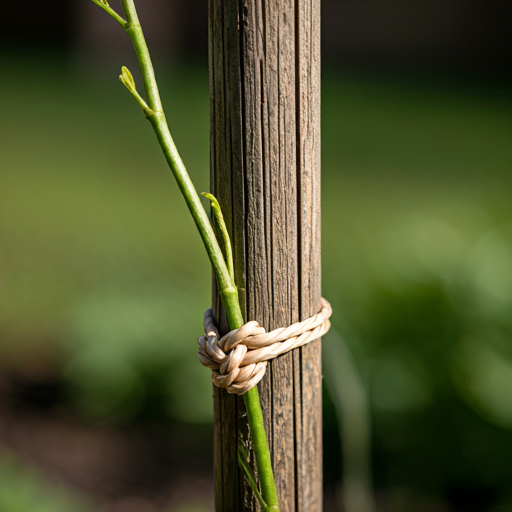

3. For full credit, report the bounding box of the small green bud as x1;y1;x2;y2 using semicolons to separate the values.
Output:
121;66;136;91
100;0;109;6
118;67;151;115
201;192;221;215
201;192;235;283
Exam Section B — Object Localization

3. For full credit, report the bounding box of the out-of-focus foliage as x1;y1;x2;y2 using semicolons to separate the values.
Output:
319;72;512;506
0;56;511;509
0;450;91;512
65;286;213;423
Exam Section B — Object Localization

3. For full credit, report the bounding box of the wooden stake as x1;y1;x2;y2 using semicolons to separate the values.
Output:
209;0;322;510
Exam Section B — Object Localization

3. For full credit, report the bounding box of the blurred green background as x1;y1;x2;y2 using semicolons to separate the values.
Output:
1;1;511;512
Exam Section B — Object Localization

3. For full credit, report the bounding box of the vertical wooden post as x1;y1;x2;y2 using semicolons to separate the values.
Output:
209;1;321;510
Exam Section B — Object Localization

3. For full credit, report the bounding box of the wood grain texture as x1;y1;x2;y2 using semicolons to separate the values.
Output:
209;1;322;510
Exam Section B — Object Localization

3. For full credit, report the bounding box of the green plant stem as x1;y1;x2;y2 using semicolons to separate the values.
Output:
119;0;237;320
244;388;280;511
106;1;280;510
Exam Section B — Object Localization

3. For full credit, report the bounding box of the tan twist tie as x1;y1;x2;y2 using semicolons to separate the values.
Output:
197;298;332;395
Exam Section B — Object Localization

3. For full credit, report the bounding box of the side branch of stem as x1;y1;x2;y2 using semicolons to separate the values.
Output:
90;0;126;27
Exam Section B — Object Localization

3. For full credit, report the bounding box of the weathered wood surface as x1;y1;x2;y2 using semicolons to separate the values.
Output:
209;1;321;510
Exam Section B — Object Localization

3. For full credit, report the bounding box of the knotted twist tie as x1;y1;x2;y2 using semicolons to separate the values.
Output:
197;298;332;395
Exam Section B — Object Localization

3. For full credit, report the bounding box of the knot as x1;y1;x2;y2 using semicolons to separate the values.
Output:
197;298;332;395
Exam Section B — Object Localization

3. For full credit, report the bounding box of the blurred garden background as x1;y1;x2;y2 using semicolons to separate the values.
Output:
0;1;511;511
